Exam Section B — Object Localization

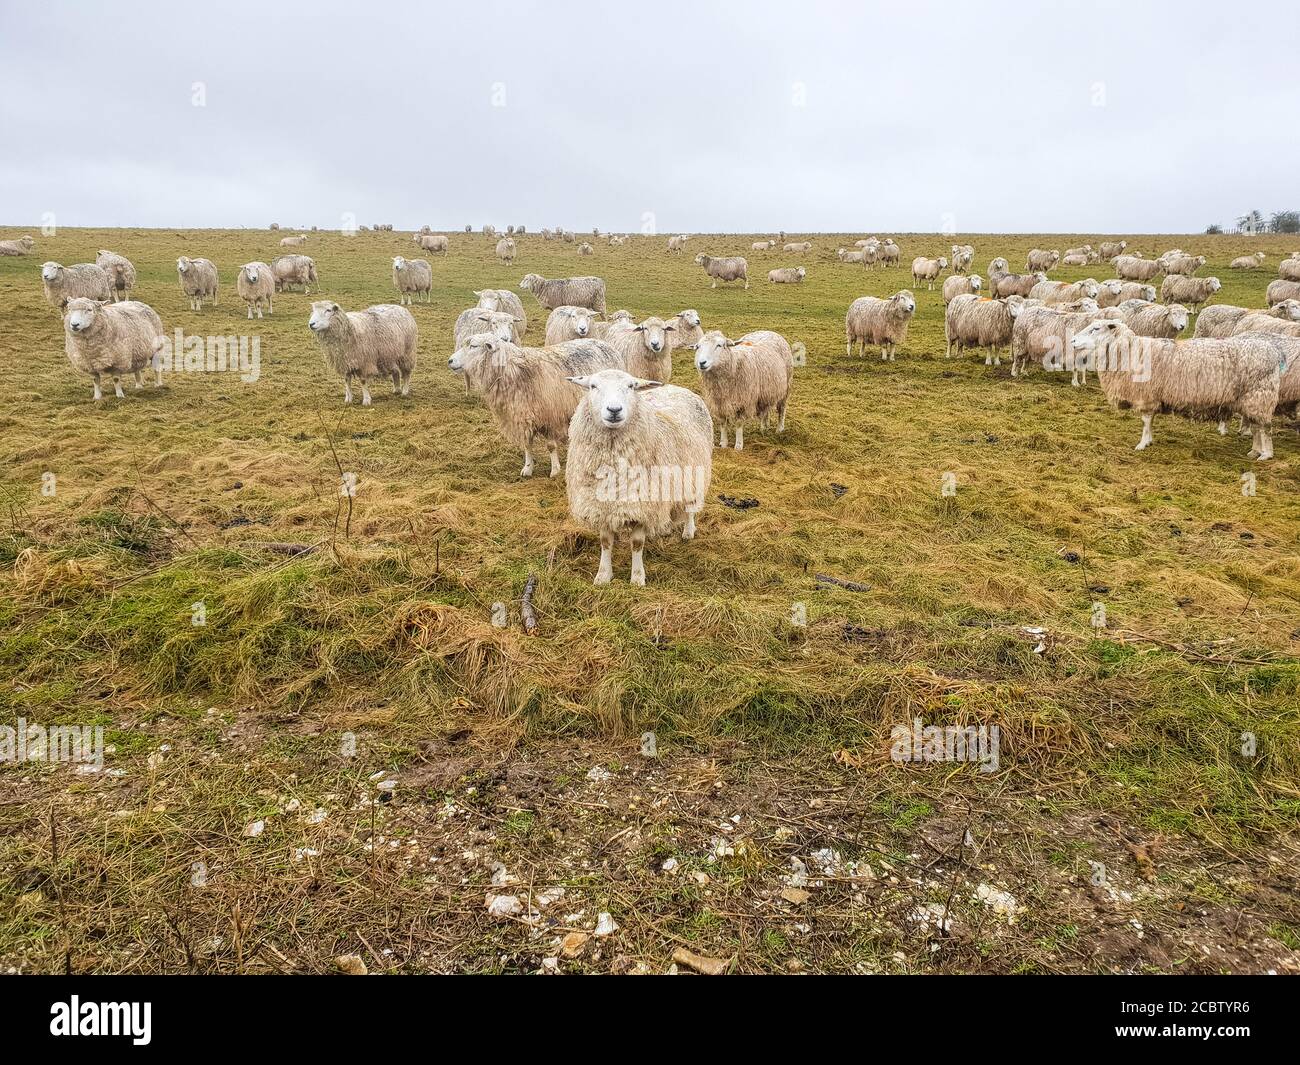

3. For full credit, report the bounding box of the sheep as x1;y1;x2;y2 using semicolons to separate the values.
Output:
1064;244;1093;260
0;235;35;256
768;266;806;284
1026;249;1060;273
519;274;607;315
1098;240;1128;260
236;262;274;319
665;309;702;348
1029;278;1101;305
279;234;308;247
910;256;947;290
752;239;777;251
493;237;517;265
1232;312;1300;338
942;274;983;303
1230;252;1267;270
877;240;901;267
448;334;626;476
450;309;521;393
1113;255;1164;282
483;225;497;237
667;235;688;253
1279;257;1300;282
837;248;865;264
41;261;111;310
1160;275;1221;313
1061;253;1090;267
564;368;713;586
1161;252;1206;276
62;297;164;401
608;234;626;246
415;233;448;254
1070;318;1282;458
606;315;676;382
577;242;594;256
1010;302;1119;384
1241;333;1300;423
270;254;317;294
945;294;1025;367
270;223;280;231
951;244;975;274
990;271;1046;299
846;290;917;360
474;288;529;334
1095;279;1157;307
307;300;418;406
95;251;136;301
1195;300;1300;338
544;305;602;346
987;257;1010;281
1114;299;1190;339
693;330;792;449
176;256;219;310
1267;279;1300;306
783;241;812;253
694;254;749;290
392;256;433;304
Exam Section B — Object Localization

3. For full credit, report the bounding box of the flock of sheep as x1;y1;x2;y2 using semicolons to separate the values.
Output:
13;227;1300;584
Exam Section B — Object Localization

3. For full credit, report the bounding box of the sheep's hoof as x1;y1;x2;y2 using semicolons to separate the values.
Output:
1134;442;1149;451
594;571;612;586
630;572;646;587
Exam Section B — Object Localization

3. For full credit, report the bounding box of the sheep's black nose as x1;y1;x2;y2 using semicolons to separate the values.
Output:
605;405;623;418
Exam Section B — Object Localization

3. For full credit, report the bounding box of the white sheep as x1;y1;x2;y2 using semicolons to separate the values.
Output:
95;250;136;301
942;274;983;303
945;294;1025;367
519;274;607;314
783;241;812;253
665;309;702;348
41;261;111;310
667;235;688;253
1011;302;1118;384
1114;299;1190;339
593;309;637;340
878;240;900;267
768;267;806;284
1195;300;1300;338
606;315;676;382
990;271;1047;299
1026;249;1060;273
236;262;274;319
392;256;433;304
475;288;529;333
176;256;219;310
565;369;713;586
1161;252;1206;276
1230;252;1266;270
447;334;626;476
577;242;594;256
62;297;164;401
1113;255;1164;282
496;237;517;264
544;305;602;345
0;235;35;256
1070;319;1282;458
1098;240;1128;260
1267;279;1300;306
846;290;917;360
694;254;749;289
1279;257;1300;282
279;234;308;247
308;300;418;406
693;330;793;449
1029;278;1101;305
414;233;448;254
951;244;975;274
911;256;947;290
1231;312;1300;338
272;254;317;293
1159;275;1221;313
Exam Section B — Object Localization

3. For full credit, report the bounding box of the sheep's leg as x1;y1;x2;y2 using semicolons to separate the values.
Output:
548;443;560;477
594;529;614;585
360;378;372;406
1135;413;1154;450
1258;429;1273;460
683;509;696;540
401;370;411;397
777;401;787;433
247;303;254;320
846;335;852;356
718;425;729;448
91;374;103;401
1217;420;1227;435
734;423;745;451
133;370;143;389
521;444;535;478
629;526;647;586
343;374;354;405
391;370;401;394
268;298;273;315
113;376;125;399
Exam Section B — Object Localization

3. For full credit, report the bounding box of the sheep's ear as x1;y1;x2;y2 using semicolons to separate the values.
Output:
664;324;676;332
330;302;340;312
566;375;591;387
631;379;664;391
632;324;645;332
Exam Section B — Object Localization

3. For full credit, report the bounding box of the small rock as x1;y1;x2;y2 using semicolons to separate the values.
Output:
593;912;619;937
334;954;367;975
560;932;589;958
671;947;729;975
243;820;265;838
486;894;524;917
781;886;811;905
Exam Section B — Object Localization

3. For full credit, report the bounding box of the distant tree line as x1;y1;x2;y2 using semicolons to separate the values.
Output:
1210;210;1300;235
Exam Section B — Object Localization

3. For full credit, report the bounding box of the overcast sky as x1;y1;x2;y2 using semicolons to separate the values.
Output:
1;0;1294;234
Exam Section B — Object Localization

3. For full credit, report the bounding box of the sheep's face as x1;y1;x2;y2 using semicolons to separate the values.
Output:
563;307;596;337
519;275;541;293
1166;306;1190;333
990;258;1008;274
1004;296;1025;318
476;290;502;311
475;312;517;343
449;332;501;375
1081;280;1099;299
243;265;260;284
693;253;706;265
635;317;672;353
1071;318;1126;352
1100;280;1123;297
308;301;343;333
969;276;983;293
1276;299;1300;321
177;257;190;273
676;310;700;330
693;331;734;373
893;291;917;316
1207;278;1222;294
64;297;105;334
569;369;662;430
41;262;61;282
393;257;406;270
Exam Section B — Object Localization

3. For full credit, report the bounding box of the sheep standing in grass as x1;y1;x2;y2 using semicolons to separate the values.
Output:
951;245;975;274
519;274;607;314
450;309;521;393
594;310;637;340
565;369;713;586
96;250;136;301
272;254;317;293
577;242;594;256
1026;249;1060;273
176;256;219;310
1114;299;1189;339
768;266;806;284
1099;240;1128;260
1096;280;1157;307
987;257;1010;282
990;271;1046;299
1071;319;1282;457
415;233;448;254
1195;300;1300;338
544;305;602;345
665;309;702;348
391;257;433;305
448;334;626;476
1029;278;1100;305
308;300;417;406
1279;257;1300;282
911;256;947;290
945;294;1024;366
1267;279;1300;306
41;261;110;310
942;274;983;303
607;316;676;382
1162;252;1206;276
1007;302;1112;383
0;235;35;256
236;262;274;319
846;290;917;360
1114;255;1164;282
694;254;749;290
1232;313;1300;338
878;240;901;267
62;297;164;401
694;330;793;449
667;235;688;253
1160;275;1221;313
475;288;529;334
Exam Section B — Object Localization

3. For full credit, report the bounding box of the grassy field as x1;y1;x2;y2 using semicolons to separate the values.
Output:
1;226;1298;974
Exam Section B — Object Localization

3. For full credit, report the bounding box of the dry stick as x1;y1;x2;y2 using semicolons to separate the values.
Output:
815;573;871;593
521;573;539;635
316;409;353;542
